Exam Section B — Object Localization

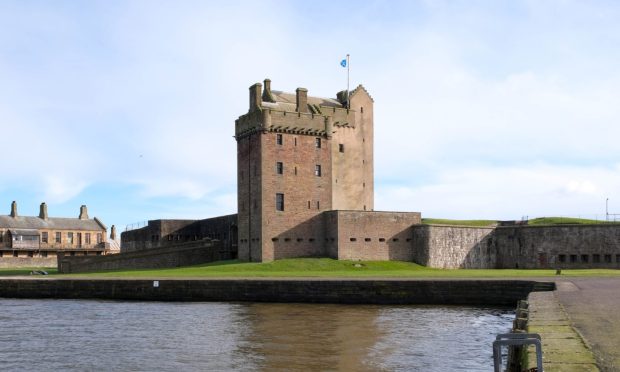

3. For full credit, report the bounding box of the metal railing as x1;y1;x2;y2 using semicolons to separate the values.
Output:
124;221;148;232
493;333;543;372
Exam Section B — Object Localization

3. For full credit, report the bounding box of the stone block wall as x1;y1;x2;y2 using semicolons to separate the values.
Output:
412;225;496;268
58;239;221;273
495;225;620;269
326;211;421;261
0;256;56;268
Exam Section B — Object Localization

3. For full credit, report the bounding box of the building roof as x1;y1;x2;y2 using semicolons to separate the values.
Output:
262;90;343;111
9;228;39;236
0;215;105;231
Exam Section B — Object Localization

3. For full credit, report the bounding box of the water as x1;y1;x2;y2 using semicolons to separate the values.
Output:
0;299;513;371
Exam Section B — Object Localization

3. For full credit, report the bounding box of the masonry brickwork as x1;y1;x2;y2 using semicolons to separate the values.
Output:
236;79;377;262
413;224;620;269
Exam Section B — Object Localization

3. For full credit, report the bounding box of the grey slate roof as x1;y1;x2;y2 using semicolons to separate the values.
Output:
263;90;343;111
0;215;105;231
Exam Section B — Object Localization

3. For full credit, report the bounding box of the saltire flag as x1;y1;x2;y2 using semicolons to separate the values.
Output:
340;58;347;67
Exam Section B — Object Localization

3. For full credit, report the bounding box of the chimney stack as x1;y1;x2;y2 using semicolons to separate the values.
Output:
249;83;262;112
110;225;117;241
10;201;17;218
39;202;48;220
296;87;308;113
79;205;89;220
262;78;275;103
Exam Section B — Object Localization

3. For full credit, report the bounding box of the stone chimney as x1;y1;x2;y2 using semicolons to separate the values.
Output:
79;205;89;220
10;201;17;218
249;83;262;112
110;225;117;241
296;87;308;113
337;90;349;106
262;78;275;103
39;202;48;220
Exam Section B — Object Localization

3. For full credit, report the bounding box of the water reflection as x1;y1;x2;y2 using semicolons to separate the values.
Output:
0;300;512;371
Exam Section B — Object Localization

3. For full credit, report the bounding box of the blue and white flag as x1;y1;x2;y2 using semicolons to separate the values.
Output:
340;58;347;67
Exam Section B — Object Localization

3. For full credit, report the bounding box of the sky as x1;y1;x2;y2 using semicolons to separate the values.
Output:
1;0;620;231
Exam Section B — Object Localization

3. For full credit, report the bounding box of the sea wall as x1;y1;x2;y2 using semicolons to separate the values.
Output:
58;239;221;273
0;279;554;306
412;225;496;268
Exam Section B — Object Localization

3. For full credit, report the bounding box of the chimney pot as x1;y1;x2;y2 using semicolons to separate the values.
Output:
111;225;117;241
296;87;308;113
39;202;48;220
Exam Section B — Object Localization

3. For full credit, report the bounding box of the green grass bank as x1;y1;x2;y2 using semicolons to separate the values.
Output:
3;258;618;279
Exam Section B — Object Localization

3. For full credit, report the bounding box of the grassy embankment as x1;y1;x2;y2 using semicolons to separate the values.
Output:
422;217;617;226
1;258;618;278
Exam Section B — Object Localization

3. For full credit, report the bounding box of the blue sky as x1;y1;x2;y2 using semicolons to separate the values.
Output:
1;0;620;230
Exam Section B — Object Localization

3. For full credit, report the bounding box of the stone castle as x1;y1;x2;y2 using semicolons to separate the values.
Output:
119;79;620;270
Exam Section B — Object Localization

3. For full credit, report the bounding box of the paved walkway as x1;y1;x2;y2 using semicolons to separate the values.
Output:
553;278;620;372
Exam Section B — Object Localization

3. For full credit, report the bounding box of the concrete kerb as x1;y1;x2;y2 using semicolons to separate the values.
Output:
526;291;599;371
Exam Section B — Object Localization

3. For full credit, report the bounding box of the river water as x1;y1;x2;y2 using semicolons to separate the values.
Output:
0;299;512;371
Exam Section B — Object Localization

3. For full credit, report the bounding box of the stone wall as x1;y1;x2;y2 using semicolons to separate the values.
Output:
412;225;496;268
326;211;421;261
495;225;620;269
58;239;221;273
121;215;237;259
414;224;620;269
0;278;554;306
0;257;56;268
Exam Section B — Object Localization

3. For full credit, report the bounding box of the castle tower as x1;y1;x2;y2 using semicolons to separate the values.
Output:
235;79;374;262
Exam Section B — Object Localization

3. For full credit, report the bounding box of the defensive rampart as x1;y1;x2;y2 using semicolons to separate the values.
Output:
58;239;221;273
414;224;620;269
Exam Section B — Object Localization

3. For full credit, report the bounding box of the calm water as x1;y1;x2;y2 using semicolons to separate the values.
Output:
0;299;512;371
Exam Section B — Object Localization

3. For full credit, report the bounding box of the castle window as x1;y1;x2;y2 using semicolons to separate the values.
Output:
294;167;297;175
272;237;279;242
309;238;315;242
570;254;577;263
276;134;283;145
315;138;321;148
97;233;102;244
276;162;283;175
605;254;612;263
350;238;357;242
284;238;291;242
339;144;344;153
581;254;589;263
317;201;320;210
308;201;310;209
315;165;322;177
297;238;303;242
28;251;33;257
294;138;297;146
593;254;600;263
85;233;91;245
379;238;386;242
558;255;566;263
360;107;364;113
392;238;399;242
55;232;61;243
42;251;47;258
13;251;18;257
276;193;284;211
365;238;371;242
67;232;74;245
41;232;48;243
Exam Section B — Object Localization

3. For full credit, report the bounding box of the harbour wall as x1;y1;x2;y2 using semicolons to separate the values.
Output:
0;279;554;306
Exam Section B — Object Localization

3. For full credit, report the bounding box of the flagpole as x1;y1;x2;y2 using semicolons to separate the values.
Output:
346;54;350;109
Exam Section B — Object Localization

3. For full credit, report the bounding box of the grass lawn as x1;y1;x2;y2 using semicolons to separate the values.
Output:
527;217;617;225
43;258;620;279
